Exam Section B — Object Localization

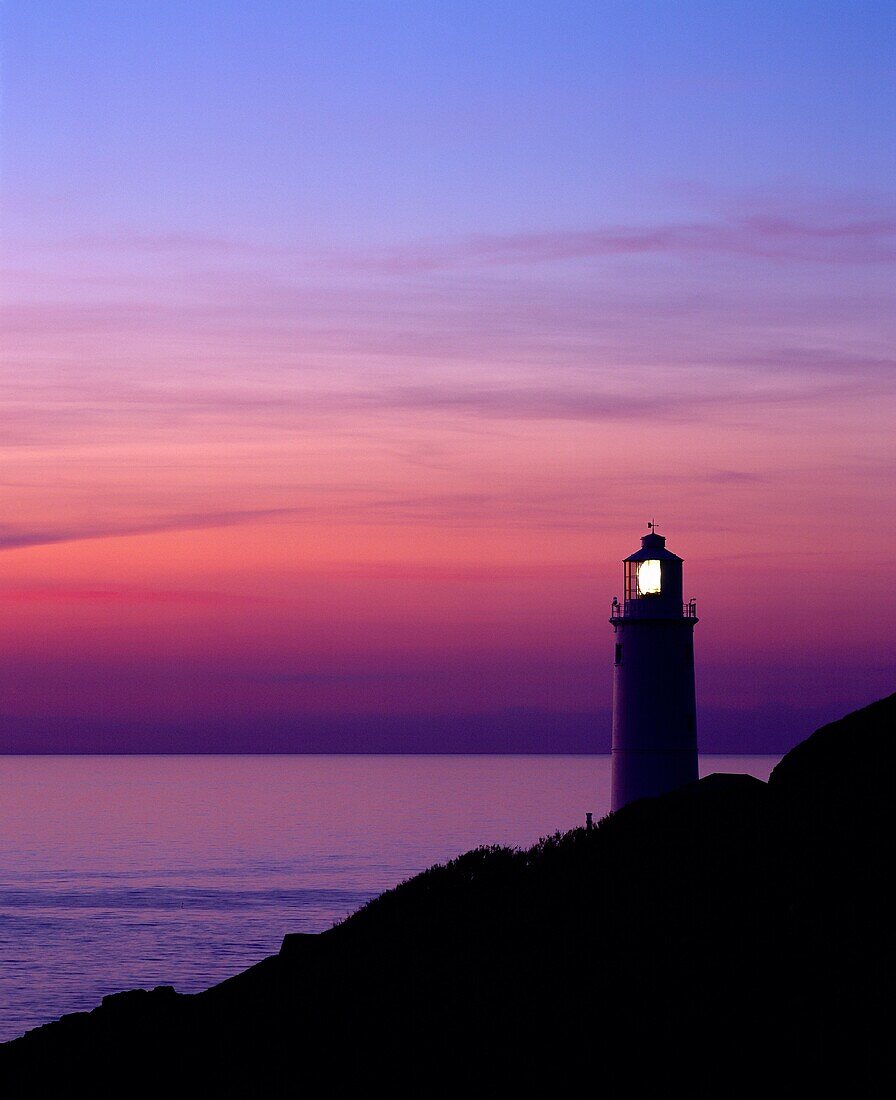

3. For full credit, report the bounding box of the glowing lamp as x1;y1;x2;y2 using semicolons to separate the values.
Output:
637;559;662;595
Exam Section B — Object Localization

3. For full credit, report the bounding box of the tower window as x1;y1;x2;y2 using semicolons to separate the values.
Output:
615;644;623;666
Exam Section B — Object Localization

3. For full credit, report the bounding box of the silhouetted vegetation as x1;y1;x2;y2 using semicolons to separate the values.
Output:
2;694;894;1097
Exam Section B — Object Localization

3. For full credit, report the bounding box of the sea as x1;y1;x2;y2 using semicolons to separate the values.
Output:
0;754;777;1042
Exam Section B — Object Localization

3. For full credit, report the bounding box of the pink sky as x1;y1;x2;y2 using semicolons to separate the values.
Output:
2;244;892;752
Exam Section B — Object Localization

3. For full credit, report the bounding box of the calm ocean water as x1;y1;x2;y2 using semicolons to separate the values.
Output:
0;754;777;1042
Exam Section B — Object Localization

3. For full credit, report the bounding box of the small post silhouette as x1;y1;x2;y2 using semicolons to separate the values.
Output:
585;812;593;830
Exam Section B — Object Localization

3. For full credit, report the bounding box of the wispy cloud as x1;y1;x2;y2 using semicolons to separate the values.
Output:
20;193;896;276
0;584;239;604
0;509;298;553
1;366;884;458
368;375;879;421
50;230;285;257
340;209;896;273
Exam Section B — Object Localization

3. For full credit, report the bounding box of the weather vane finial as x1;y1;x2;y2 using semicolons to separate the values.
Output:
647;518;657;533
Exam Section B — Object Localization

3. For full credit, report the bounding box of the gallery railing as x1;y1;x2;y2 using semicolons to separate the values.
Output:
610;599;698;620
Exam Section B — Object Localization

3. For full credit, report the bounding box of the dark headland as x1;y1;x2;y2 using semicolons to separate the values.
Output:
2;695;894;1098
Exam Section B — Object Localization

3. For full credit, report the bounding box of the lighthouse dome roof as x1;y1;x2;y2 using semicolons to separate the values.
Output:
624;531;683;562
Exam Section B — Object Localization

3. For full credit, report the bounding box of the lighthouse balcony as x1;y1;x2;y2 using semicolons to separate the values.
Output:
611;598;698;621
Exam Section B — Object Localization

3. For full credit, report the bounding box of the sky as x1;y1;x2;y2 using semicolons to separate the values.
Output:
1;0;894;752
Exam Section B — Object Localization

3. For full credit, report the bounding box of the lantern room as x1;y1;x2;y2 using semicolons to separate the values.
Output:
613;527;693;619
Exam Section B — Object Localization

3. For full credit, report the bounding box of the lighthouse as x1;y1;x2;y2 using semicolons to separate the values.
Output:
610;525;698;811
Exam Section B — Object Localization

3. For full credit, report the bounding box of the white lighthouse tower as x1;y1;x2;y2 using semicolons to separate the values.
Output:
610;525;699;811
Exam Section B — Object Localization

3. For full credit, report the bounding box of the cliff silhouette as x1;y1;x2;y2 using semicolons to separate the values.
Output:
1;694;894;1098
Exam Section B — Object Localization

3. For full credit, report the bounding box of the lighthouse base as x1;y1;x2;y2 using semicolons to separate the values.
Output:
611;747;698;811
